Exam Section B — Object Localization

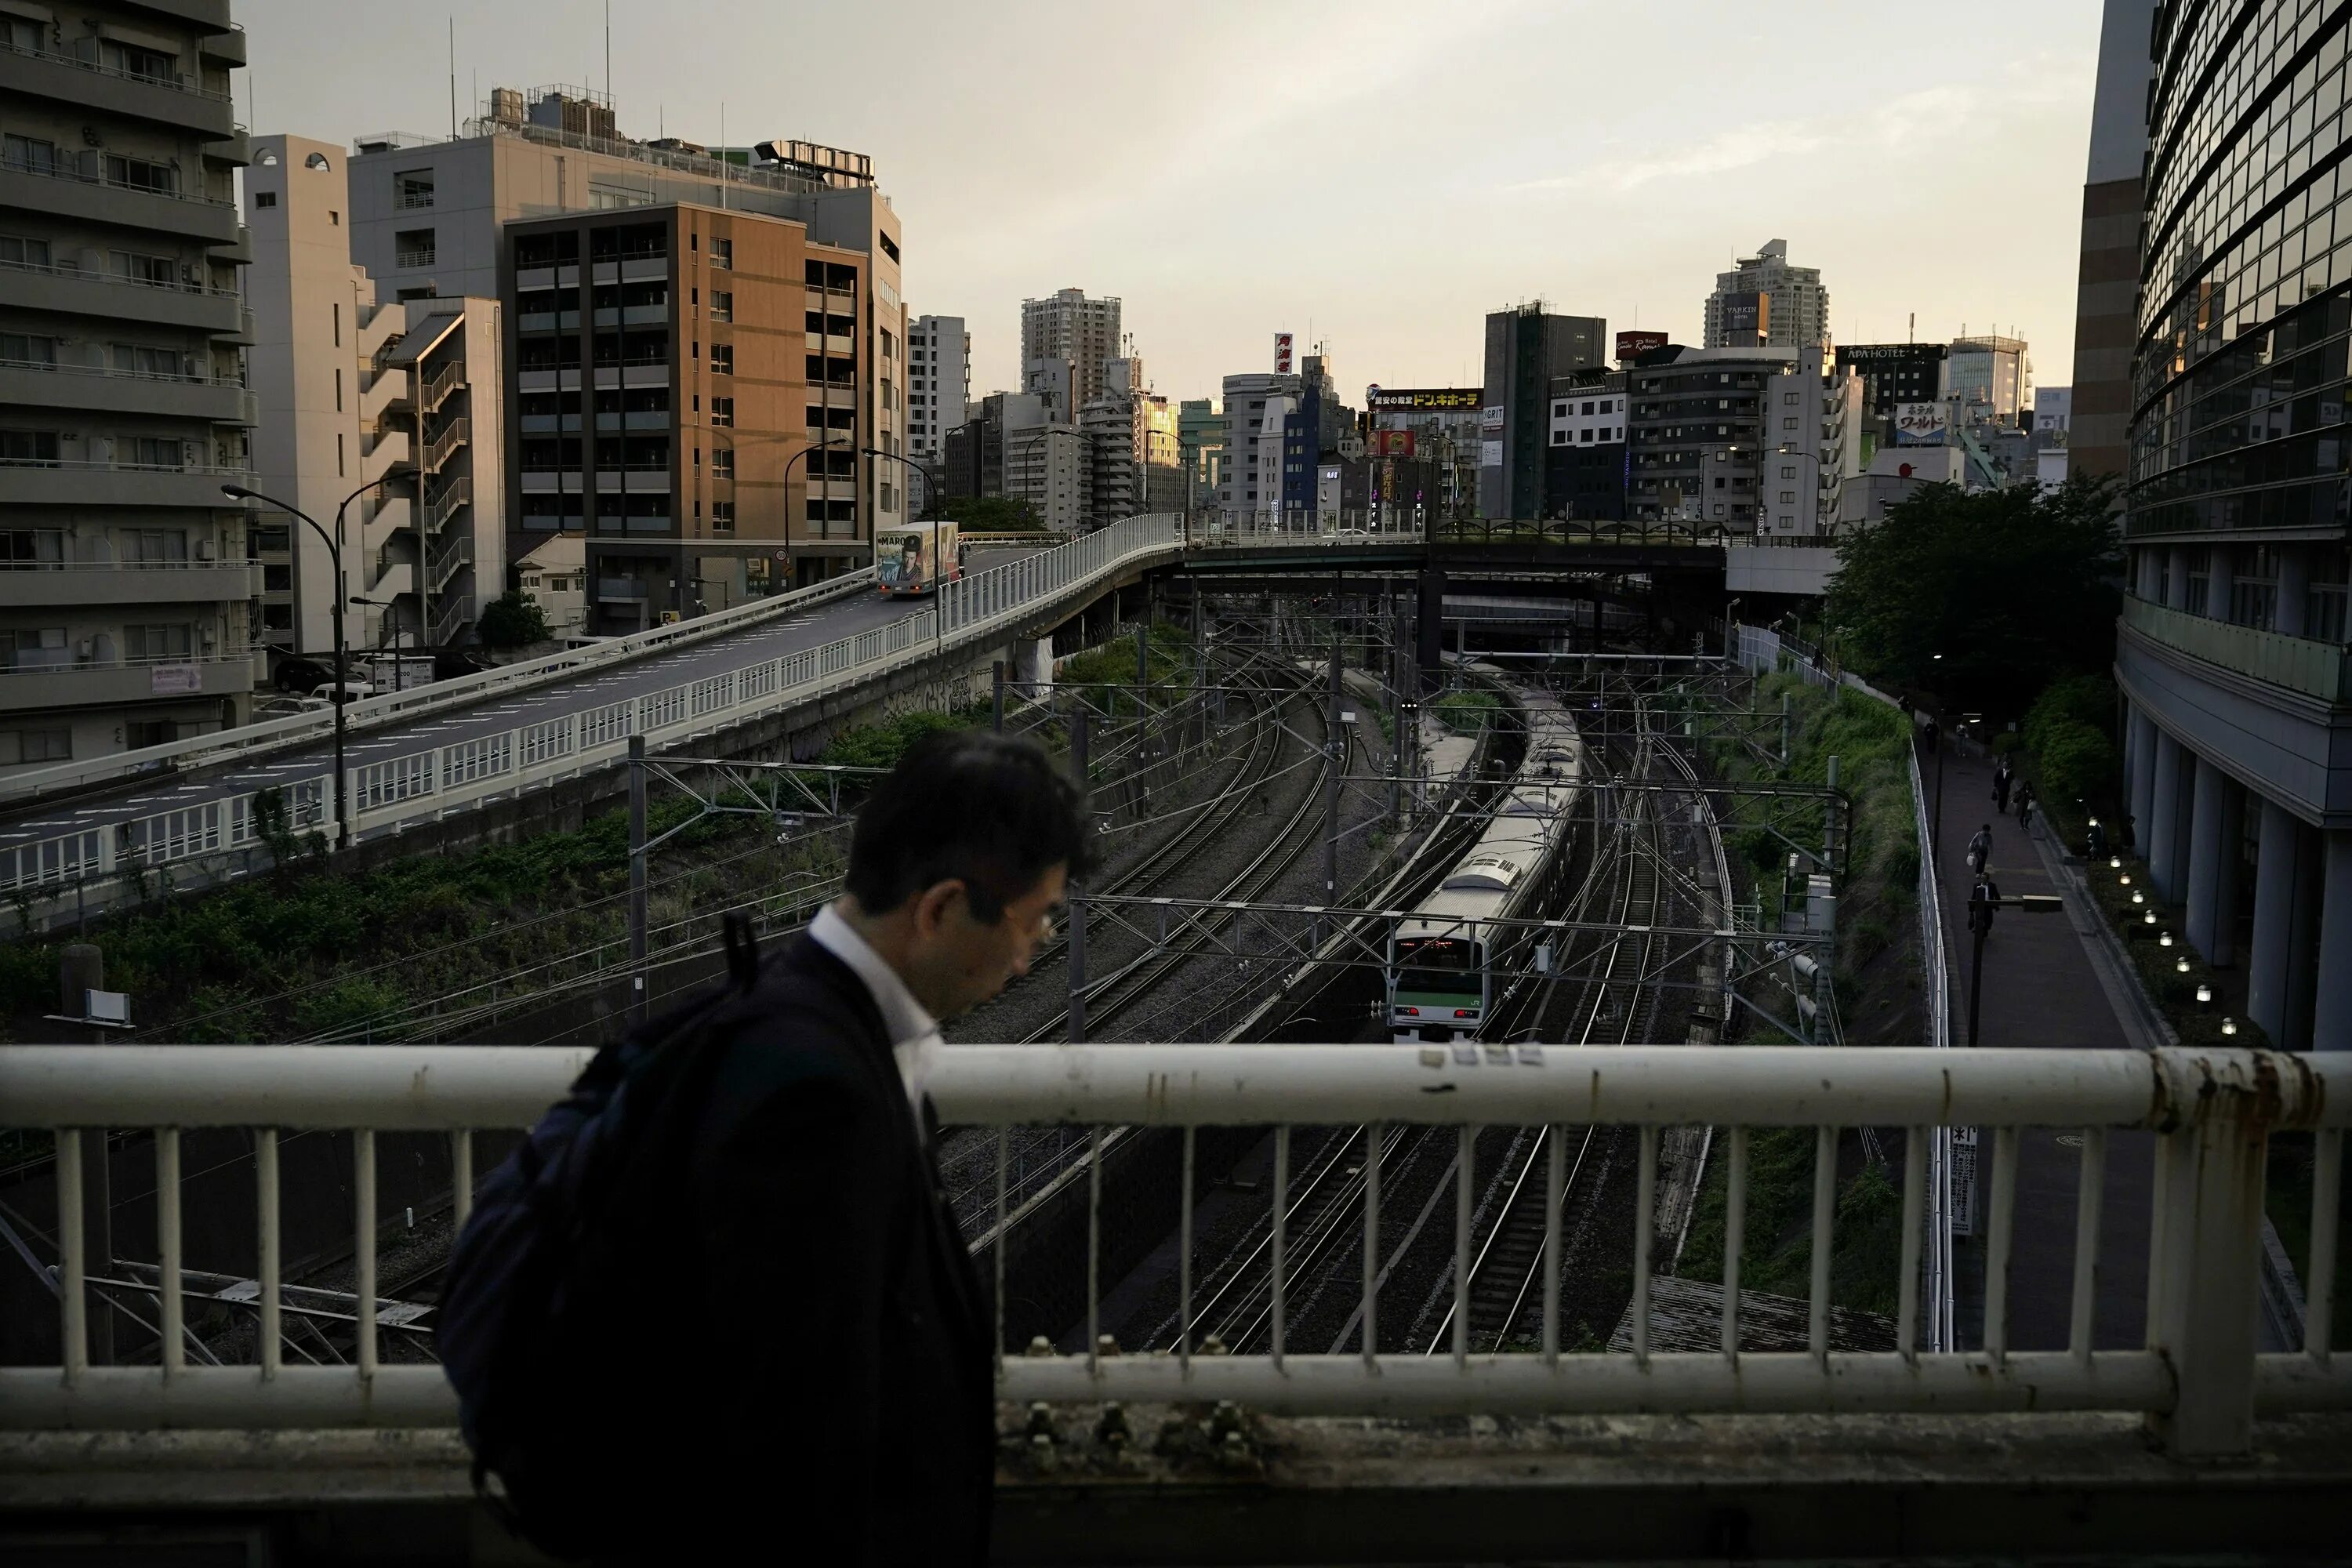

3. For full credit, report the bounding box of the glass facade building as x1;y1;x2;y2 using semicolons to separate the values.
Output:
2116;0;2352;1049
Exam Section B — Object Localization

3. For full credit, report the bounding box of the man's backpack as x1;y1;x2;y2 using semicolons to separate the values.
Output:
434;915;763;1559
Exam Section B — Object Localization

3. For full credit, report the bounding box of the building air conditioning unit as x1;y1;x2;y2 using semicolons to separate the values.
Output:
196;539;216;561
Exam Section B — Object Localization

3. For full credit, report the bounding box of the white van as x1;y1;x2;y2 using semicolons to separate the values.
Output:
310;681;376;705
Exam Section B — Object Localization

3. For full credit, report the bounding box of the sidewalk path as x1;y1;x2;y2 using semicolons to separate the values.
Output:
1922;734;2154;1352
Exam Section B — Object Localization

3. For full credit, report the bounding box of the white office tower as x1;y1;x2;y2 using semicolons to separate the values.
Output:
1703;238;1830;354
908;314;968;466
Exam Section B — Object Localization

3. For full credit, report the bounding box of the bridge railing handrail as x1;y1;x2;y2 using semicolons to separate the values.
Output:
0;1044;2338;1454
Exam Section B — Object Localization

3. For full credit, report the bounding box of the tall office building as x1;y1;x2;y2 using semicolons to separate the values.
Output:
907;314;967;469
0;2;260;774
1178;398;1223;510
2069;0;2156;480
2116;0;2352;1050
1626;345;1843;535
1948;335;2031;428
1020;287;1121;409
342;89;906;587
245;136;504;661
1702;239;1828;354
503;202;869;628
1480;304;1606;518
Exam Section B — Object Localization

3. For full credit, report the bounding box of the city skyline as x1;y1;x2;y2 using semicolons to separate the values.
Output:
232;0;2103;400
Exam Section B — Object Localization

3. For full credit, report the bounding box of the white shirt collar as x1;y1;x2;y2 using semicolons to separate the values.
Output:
809;903;940;1115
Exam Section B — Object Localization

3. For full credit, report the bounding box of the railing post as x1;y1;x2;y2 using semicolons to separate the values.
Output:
2145;1050;2277;1457
628;734;648;1025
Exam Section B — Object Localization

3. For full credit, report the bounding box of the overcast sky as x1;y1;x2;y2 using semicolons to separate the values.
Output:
236;0;2105;405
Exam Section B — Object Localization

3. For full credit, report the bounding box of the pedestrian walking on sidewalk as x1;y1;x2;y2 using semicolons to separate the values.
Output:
2017;786;2037;834
1992;760;2013;813
441;731;1092;1564
1969;871;2002;938
1966;822;1992;876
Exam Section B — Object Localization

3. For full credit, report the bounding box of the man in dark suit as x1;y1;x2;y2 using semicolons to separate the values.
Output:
669;730;1090;1563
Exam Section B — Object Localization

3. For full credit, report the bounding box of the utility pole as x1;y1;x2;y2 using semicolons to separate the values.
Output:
1068;710;1089;1045
628;734;648;1025
59;945;111;1363
1323;630;1344;944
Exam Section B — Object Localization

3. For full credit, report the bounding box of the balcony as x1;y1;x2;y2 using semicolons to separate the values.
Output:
519;413;581;434
201;126;251;169
592;304;669;328
199;22;247;67
518;310;581;333
0;459;247;509
0;257;246;335
519;470;581;493
517;368;582;394
0;158;240;244
515;265;581;292
596;576;648;602
0;360;261;426
2121;594;2351;704
0;38;237;136
0;649;256;710
209;223;252;264
594;410;670;431
0;559;258;608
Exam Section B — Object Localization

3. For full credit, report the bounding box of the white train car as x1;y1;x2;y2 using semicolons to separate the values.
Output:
1388;689;1586;1044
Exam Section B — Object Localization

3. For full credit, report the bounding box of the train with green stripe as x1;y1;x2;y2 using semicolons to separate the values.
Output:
1387;687;1586;1044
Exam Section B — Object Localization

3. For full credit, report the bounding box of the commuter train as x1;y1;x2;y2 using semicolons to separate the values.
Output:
1386;688;1587;1044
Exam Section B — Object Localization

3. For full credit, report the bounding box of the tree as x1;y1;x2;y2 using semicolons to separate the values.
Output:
939;495;1044;533
477;590;553;651
1825;472;2122;720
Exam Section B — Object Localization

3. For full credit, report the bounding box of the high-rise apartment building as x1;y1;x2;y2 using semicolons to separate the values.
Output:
2114;0;2352;1049
342;89;906;586
2069;0;2156;480
907;314;967;470
1020;288;1121;409
1178;398;1223;510
1703;239;1828;354
245;136;504;660
1626;345;1844;535
1480;305;1606;517
0;1;260;774
503;202;871;629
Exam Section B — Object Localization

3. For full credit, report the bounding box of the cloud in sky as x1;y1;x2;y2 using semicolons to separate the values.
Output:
232;0;2105;400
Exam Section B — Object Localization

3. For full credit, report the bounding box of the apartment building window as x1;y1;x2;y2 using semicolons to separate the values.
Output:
710;343;733;375
102;40;178;82
112;251;176;286
3;728;71;764
119;436;185;469
253;191;277;208
2;528;64;566
105;154;176;194
710;238;733;270
125;623;192;661
1780;490;1797;505
0;235;49;268
707;395;735;428
710;289;733;322
1;332;57;365
394;228;437;268
128;529;187;563
4;134;56;174
2;16;40;49
710;500;735;535
6;628;70;670
113;343;187;379
0;430;60;466
2307;545;2349;641
395;171;434;209
712;449;735;479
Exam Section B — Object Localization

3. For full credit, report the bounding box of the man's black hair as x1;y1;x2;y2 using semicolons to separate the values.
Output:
844;729;1094;921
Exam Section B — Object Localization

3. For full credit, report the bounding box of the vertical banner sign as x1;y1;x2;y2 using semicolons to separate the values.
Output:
1275;332;1294;374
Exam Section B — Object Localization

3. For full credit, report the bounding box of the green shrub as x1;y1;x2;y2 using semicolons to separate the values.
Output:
2021;673;2115;757
2037;719;2118;807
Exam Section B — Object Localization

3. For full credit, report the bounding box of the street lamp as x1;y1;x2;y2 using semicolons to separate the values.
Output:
223;475;398;848
780;434;862;591
350;593;411;692
1965;886;2065;1046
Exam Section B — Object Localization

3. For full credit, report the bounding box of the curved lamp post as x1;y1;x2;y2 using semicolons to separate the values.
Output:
223;475;399;848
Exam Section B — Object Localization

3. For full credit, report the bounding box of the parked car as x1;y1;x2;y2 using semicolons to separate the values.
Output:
272;655;336;694
310;681;376;705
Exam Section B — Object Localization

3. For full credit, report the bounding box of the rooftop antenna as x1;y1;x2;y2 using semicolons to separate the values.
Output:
447;18;456;140
719;102;728;209
1909;311;1915;344
604;0;612;111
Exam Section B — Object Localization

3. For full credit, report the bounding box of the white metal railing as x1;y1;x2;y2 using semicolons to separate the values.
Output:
0;517;1189;909
0;1045;2339;1456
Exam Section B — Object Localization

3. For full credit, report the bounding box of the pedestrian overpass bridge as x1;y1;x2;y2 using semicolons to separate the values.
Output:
0;515;1742;933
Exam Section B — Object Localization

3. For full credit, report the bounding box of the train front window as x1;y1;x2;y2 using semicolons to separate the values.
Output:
1396;937;1478;996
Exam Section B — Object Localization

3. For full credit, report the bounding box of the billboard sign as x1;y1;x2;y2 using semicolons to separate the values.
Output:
150;665;200;695
1480;404;1505;433
1275;332;1294;373
1615;329;1668;363
1841;342;1947;364
1893;401;1949;445
1366;387;1480;412
1368;430;1417;457
1722;291;1769;343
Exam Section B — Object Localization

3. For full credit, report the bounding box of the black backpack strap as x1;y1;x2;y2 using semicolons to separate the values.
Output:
722;911;762;992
